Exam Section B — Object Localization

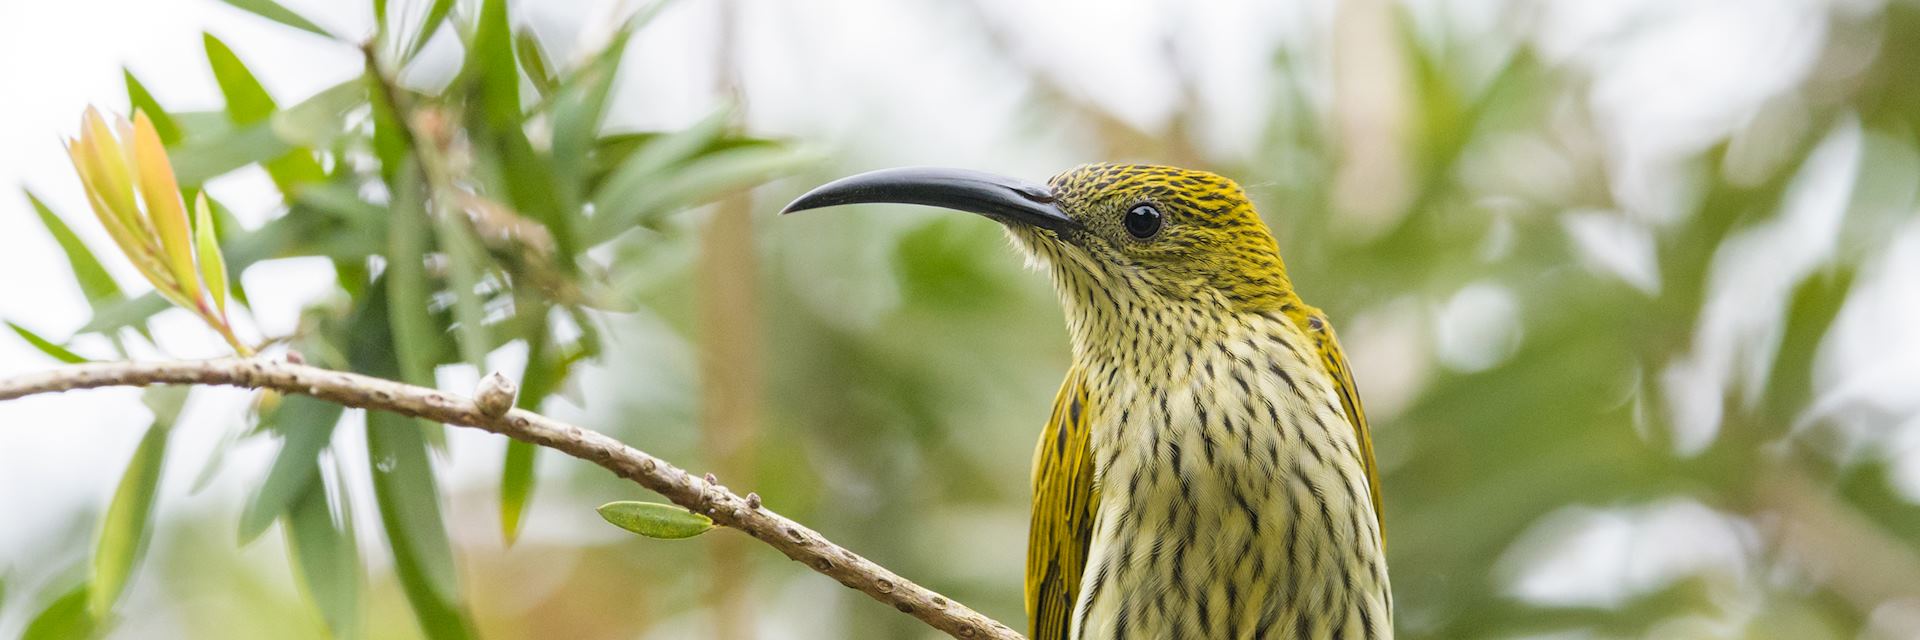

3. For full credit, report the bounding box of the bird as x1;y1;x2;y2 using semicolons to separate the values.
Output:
783;163;1389;640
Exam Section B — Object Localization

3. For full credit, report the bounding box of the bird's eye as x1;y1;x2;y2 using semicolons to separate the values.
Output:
1124;204;1162;239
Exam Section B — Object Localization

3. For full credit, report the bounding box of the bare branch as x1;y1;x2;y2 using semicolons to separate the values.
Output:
0;358;1023;640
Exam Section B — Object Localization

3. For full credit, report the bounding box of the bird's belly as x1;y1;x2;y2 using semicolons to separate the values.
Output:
1072;372;1389;639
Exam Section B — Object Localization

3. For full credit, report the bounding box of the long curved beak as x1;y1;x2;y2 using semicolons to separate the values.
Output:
781;167;1078;233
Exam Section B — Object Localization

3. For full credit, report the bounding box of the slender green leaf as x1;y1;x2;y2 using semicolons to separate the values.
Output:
89;386;186;618
123;71;181;145
192;194;230;316
170;121;294;186
514;30;556;99
272;78;364;149
204;33;325;195
22;583;96;640
204;33;277;123
77;293;166;339
284;471;362;639
400;0;456;62
348;287;473;639
435;215;490;370
238;395;345;542
7;321;89;364
26;191;121;304
366;410;473;639
596;501;714;539
586;142;813;241
386;161;436;387
217;0;334;39
465;0;520;129
498;439;535;544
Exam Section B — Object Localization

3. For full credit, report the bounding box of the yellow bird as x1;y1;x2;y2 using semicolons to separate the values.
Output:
785;164;1389;639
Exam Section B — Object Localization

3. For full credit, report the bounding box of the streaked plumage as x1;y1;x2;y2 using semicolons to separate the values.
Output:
1014;165;1389;639
782;162;1390;640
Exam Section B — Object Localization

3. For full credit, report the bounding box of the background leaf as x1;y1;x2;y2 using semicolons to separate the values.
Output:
216;0;333;39
88;386;186;618
7;321;89;364
22;583;97;640
26;191;121;305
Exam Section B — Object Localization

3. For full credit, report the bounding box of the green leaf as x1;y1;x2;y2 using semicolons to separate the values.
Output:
436;214;491;371
89;386;186;619
284;470;362;639
124;71;182;145
7;321;89;364
193;194;230;316
238;394;345;542
596;501;714;539
385;161;436;388
204;33;325;195
514;30;556;99
217;0;334;39
400;0;456;62
22;583;96;640
366;410;474;639
170;121;294;186
26;191;121;305
77;293;167;339
589;107;732;215
465;0;520;129
499;441;536;545
272;78;365;149
204;33;277;124
586;142;813;242
348;288;474;639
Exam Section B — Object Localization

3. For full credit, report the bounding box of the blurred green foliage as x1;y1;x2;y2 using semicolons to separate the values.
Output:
7;0;1920;639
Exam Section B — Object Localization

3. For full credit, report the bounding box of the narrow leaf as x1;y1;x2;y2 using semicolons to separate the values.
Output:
514;30;556;98
7;321;89;364
204;33;325;195
22;583;96;640
168;120;293;186
464;0;519;129
367;410;474;639
203;33;277;124
25;191;121;304
434;214;489;370
499;441;536;545
89;386;185;618
348;289;474;639
385;161;436;388
596;501;714;539
217;0;334;39
238;394;344;542
284;472;362;639
193;194;230;316
130;112;199;302
400;0;456;62
124;71;182;145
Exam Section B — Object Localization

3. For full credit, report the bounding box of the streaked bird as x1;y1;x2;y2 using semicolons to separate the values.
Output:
784;164;1389;639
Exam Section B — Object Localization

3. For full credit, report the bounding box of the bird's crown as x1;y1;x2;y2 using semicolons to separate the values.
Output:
1042;163;1297;313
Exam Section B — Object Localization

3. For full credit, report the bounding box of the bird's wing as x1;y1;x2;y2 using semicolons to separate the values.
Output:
1298;308;1385;546
1027;365;1097;640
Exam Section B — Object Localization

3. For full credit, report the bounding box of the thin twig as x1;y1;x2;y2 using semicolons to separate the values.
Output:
0;358;1023;640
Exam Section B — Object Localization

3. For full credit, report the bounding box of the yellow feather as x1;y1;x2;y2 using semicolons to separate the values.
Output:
1026;366;1095;640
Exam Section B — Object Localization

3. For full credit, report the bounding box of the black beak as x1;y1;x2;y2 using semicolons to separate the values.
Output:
781;167;1078;234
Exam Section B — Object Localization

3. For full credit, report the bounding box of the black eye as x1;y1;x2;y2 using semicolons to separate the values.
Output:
1124;204;1162;238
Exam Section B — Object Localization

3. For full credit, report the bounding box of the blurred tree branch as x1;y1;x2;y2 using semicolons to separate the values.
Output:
0;358;1024;640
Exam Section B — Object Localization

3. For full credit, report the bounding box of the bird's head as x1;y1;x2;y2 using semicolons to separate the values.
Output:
784;163;1299;341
